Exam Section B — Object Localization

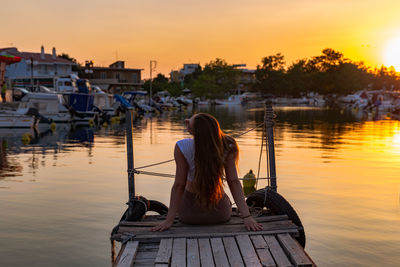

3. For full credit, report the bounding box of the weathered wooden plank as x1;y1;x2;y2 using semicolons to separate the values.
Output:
137;242;160;250
134;251;158;260
187;238;200;267
119;215;289;227
263;235;292;267
251;235;276;267
171;238;186;267
154;264;169;267
198;238;215;267
210;238;230;267
118;220;298;236
117;241;139;267
277;234;312;267
250;235;269;249
155;238;173;264
120;228;299;242
236;235;262;267
222;237;245;267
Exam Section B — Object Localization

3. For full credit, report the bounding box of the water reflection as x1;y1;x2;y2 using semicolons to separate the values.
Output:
0;105;400;266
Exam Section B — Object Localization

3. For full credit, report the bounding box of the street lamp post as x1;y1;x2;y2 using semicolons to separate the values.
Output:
149;60;157;103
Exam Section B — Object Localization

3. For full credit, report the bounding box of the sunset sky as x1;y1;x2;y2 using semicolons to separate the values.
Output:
2;0;400;77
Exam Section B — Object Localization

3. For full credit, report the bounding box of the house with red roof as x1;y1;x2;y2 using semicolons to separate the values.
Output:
0;46;76;87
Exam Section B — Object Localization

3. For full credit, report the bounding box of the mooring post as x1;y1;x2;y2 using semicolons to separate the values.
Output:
265;99;277;192
125;109;136;219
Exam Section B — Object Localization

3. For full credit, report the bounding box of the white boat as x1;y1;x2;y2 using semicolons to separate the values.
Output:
92;86;116;116
17;88;71;123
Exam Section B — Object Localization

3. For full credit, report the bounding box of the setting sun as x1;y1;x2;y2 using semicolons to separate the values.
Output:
384;37;400;71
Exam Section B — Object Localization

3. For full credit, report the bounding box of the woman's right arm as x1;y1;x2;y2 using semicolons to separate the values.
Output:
151;144;188;231
225;152;263;231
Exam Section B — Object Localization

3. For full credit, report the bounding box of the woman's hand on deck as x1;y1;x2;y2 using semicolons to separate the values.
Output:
243;216;263;231
151;219;174;232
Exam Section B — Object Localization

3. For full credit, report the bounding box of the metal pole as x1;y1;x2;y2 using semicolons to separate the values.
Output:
149;61;153;104
125;109;135;219
264;100;277;192
31;56;34;91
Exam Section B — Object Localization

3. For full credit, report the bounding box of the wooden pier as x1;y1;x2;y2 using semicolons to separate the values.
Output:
111;213;315;267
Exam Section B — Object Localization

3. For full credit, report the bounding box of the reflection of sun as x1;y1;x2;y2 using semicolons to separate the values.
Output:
384;37;400;71
393;132;400;148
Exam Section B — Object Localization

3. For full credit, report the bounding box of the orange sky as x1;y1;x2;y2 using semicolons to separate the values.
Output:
2;0;400;77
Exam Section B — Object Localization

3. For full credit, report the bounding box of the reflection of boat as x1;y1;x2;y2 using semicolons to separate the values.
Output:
215;95;243;105
0;102;39;128
0;112;37;128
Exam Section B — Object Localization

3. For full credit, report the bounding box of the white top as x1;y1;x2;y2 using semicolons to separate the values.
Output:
176;138;195;182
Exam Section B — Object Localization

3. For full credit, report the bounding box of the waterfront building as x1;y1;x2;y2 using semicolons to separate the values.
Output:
81;60;143;93
0;46;76;88
170;63;200;82
233;64;256;91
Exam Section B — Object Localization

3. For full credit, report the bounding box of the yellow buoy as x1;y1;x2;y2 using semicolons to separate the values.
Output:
103;122;108;128
242;169;256;196
88;119;94;127
50;122;56;131
21;133;32;145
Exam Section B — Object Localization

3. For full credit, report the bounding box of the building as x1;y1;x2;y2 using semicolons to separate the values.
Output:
170;63;200;82
233;64;256;91
0;46;75;88
81;61;143;93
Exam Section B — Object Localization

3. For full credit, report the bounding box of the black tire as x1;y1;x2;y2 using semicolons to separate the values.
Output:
120;198;169;222
123;196;149;222
246;188;306;247
148;200;169;215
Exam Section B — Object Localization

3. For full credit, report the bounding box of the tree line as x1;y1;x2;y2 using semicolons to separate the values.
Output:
61;49;400;98
145;48;400;98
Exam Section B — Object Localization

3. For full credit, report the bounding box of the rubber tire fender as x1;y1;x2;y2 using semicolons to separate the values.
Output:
246;188;306;247
148;200;169;215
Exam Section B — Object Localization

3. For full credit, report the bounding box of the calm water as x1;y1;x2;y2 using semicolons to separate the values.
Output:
0;105;399;266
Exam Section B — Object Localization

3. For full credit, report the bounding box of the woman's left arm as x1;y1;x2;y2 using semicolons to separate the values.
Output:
225;152;263;231
151;144;188;231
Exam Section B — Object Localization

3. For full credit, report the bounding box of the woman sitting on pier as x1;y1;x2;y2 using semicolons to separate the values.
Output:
151;113;263;232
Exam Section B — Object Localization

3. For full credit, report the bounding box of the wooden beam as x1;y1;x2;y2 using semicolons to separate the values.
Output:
236;235;262;267
118;220;297;236
119;229;299;242
155;238;173;265
198;239;215;267
263;235;292;267
277;234;312;267
187;239;200;267
210;238;230;267
119;215;289;227
222;237;245;267
250;235;276;267
171;238;186;267
116;241;139;267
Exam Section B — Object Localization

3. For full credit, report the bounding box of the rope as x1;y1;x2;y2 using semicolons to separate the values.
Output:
135;159;174;170
134;122;265;170
130;168;270;181
231;122;265;138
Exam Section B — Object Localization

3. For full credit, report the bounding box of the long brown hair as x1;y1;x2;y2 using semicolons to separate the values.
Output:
191;113;238;209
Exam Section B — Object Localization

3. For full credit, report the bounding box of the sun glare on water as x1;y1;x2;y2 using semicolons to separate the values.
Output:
384;37;400;71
